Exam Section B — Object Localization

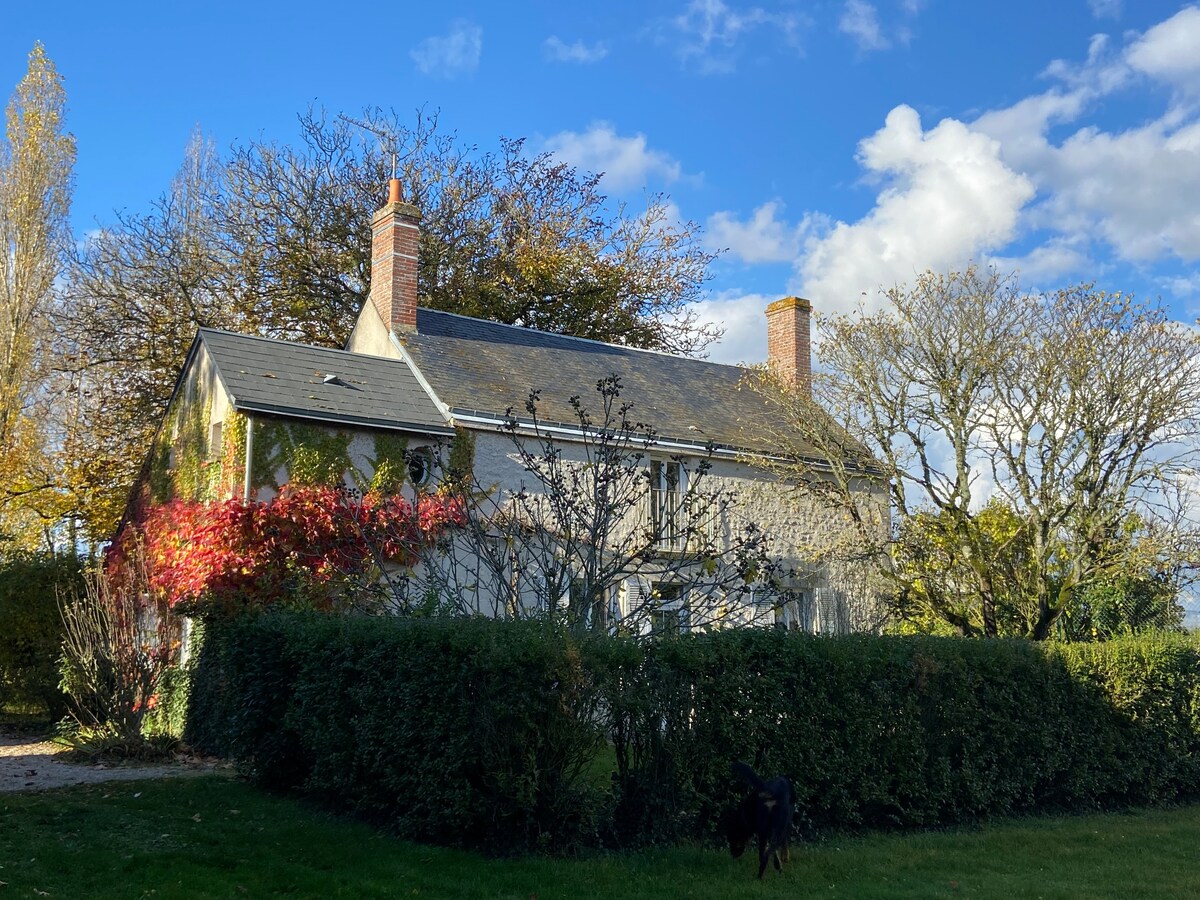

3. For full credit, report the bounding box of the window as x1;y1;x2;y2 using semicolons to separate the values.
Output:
649;459;685;551
752;587;806;631
753;588;775;626
815;588;846;635
774;593;805;631
650;582;687;636
209;421;223;460
407;447;433;488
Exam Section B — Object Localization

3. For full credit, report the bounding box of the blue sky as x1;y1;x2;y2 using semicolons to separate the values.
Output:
4;0;1199;365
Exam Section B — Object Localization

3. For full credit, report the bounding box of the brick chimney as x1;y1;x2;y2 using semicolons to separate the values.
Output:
369;178;421;333
766;296;811;394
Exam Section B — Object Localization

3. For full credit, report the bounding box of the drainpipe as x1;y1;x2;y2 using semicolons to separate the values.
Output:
242;415;254;501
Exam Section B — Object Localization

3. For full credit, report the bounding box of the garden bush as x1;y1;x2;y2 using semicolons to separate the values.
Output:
186;612;607;853
183;614;1200;854
0;552;83;718
605;631;1200;846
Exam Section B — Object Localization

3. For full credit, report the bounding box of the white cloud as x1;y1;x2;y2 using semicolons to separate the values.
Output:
411;21;482;78
1160;271;1200;301
839;0;890;52
1041;32;1129;96
988;239;1091;284
668;0;806;73
544;122;682;190
798;105;1035;313
972;90;1090;166
1040;119;1200;261
687;292;772;365
715;8;1200;318
970;11;1200;269
1126;6;1200;95
706;201;819;263
543;36;608;64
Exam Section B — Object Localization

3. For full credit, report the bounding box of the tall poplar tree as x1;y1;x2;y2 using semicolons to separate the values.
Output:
0;43;75;547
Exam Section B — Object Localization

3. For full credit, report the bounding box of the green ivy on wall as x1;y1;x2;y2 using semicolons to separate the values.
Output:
148;397;218;506
221;414;421;495
365;433;410;495
150;405;449;508
446;426;476;487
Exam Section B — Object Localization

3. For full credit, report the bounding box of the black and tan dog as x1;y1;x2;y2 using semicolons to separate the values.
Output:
721;761;796;879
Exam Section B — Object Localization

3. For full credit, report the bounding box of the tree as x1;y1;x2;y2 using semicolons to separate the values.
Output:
218;108;718;352
0;43;75;547
411;376;782;634
752;268;1200;639
892;502;1187;639
984;283;1200;637
61;108;718;542
890;500;1038;637
60;130;232;538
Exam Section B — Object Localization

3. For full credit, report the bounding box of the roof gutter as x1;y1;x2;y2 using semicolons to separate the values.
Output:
447;409;850;472
226;400;457;438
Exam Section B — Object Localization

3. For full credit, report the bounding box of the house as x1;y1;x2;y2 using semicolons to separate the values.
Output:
135;180;888;635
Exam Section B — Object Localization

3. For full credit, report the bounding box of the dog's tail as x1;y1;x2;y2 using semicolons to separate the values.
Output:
731;761;768;794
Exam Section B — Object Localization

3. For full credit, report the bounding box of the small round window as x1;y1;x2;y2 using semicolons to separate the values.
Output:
407;448;433;488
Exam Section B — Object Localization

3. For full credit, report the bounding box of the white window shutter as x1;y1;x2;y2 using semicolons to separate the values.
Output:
816;587;838;635
622;575;651;619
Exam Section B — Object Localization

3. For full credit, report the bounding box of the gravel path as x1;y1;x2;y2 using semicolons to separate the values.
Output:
0;734;226;792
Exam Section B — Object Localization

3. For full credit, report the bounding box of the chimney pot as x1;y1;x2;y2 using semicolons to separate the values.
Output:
766;296;812;394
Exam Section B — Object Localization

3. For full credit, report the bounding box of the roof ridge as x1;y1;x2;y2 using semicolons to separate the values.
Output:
415;307;749;371
198;327;409;364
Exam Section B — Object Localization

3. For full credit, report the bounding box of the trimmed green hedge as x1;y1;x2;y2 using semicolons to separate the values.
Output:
604;631;1200;845
186;613;607;853
0;553;82;718
183;614;1200;854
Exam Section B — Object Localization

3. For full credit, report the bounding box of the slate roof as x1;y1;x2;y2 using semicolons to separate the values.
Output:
198;328;453;436
398;309;791;455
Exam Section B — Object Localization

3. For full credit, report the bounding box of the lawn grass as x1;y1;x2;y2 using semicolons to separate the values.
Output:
1;776;1197;899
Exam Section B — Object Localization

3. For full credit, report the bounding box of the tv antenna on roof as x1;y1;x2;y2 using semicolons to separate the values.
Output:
338;113;399;184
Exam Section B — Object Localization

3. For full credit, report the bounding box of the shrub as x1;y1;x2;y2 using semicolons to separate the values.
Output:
603;631;1200;846
0;552;83;718
186;612;607;854
58;550;178;744
184;616;1200;854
